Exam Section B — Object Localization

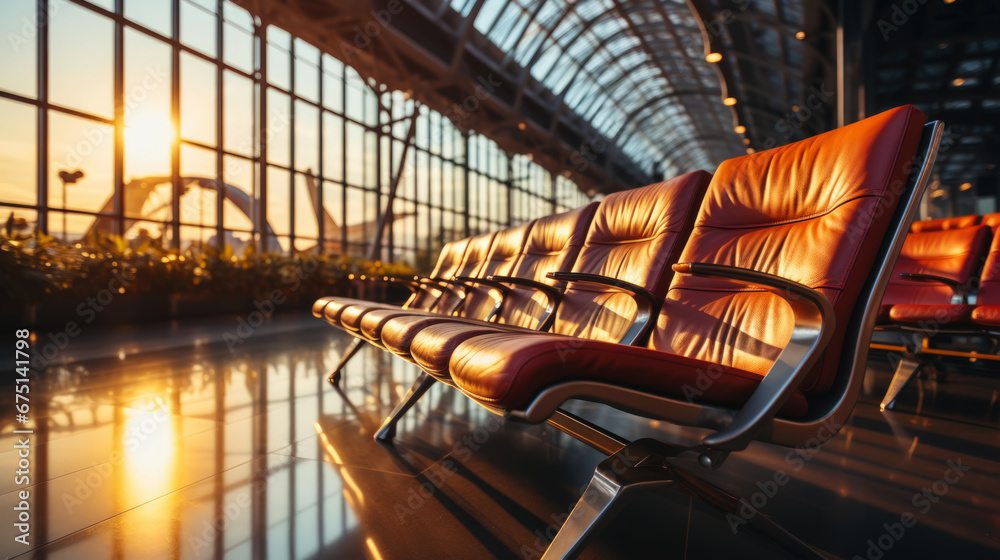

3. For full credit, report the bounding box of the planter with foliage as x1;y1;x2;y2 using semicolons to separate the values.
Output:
0;231;414;327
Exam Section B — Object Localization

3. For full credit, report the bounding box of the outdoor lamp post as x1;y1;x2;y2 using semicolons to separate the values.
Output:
57;169;84;242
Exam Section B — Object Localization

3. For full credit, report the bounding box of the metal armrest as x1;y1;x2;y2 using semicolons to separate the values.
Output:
453;275;512;297
671;262;836;453
899;272;968;303
389;275;456;300
546;271;658;346
454;275;511;322
388;276;462;313
488;275;563;331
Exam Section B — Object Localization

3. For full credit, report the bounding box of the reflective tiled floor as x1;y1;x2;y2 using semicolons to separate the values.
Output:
1;313;998;559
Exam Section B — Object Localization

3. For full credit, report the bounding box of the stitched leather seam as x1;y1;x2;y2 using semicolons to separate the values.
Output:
698;193;879;230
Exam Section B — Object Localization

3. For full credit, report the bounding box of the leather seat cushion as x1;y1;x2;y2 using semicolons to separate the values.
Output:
448;332;808;417
339;304;415;333
888;304;975;325
380;314;486;359
411;321;538;378
355;308;440;340
971;306;1000;327
324;301;401;328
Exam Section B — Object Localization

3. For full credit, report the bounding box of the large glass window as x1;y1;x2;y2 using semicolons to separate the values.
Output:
0;0;591;268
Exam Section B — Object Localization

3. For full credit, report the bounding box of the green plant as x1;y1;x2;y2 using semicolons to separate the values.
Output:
0;230;416;306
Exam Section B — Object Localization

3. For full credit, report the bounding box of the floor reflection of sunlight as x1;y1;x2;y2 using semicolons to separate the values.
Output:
123;404;176;498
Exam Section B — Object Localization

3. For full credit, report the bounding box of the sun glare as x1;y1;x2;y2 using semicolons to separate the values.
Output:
124;111;176;168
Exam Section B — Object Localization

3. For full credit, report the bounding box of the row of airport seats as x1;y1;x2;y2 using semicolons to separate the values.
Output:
312;106;941;559
874;212;1000;410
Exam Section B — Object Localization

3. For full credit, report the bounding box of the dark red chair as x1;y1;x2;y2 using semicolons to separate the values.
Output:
909;214;981;233
440;107;938;558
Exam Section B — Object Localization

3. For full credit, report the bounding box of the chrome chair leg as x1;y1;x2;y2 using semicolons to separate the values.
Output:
880;356;924;411
328;337;365;386
375;372;436;443
542;439;827;560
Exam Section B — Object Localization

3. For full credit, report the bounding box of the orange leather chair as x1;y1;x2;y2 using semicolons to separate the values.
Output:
311;237;474;382
440;107;937;558
380;200;604;361
972;231;1000;327
874;222;995;411
909;214;980;233
409;171;711;379
878;225;992;326
365;172;711;442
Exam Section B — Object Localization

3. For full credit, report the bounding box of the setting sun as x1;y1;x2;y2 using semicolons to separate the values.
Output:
124;111;175;172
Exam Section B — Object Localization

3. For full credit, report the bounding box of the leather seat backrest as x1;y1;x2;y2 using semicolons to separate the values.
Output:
459;224;532;319
880;225;992;308
977;231;1000;306
910;214;980;233
550;171;712;342
651;106;926;395
981;212;1000;234
435;232;496;313
409;239;470;310
497;203;599;328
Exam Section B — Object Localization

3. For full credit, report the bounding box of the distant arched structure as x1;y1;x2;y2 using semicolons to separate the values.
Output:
86;174;410;253
86;176;276;241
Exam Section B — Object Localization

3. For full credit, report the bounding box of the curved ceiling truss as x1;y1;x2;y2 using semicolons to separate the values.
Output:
238;0;835;193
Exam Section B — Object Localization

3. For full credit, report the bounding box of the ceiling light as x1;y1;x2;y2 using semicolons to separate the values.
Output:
959;182;973;191
734;125;746;134
795;31;806;40
517;122;526;130
930;188;946;198
952;78;965;86
723;97;737;106
746;148;755;154
705;52;723;63
743;138;751;145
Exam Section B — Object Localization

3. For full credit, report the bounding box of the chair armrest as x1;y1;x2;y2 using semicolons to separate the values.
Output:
546;272;659;346
488;275;563;331
389;276;457;299
671;262;836;453
453;275;512;297
454;275;511;322
898;272;968;303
